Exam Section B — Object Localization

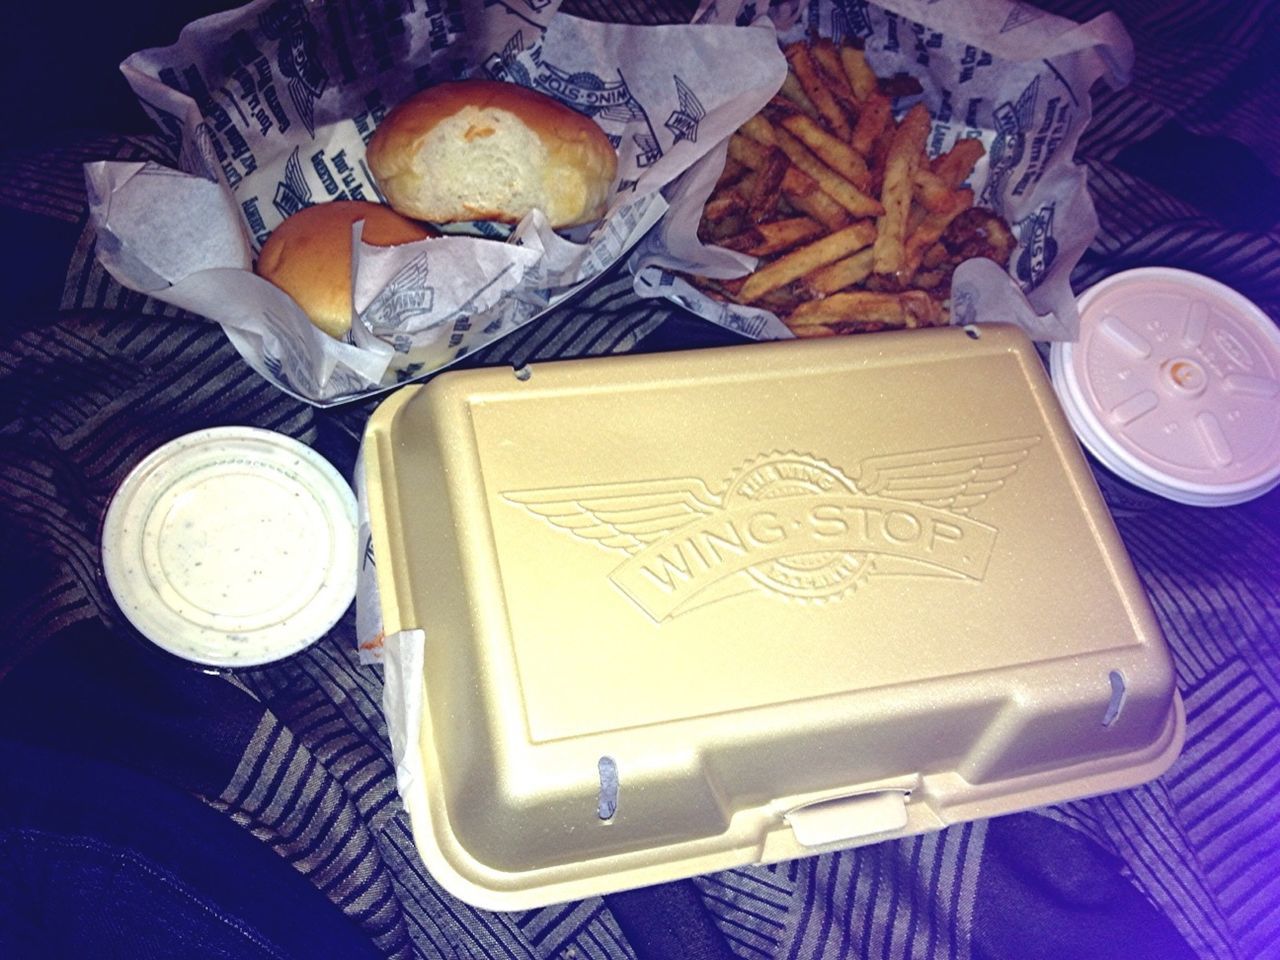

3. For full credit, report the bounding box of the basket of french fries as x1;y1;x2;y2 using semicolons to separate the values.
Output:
631;0;1135;343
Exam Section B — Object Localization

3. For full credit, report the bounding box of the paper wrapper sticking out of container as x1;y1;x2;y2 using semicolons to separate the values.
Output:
84;0;788;405
359;325;1184;909
629;0;1135;343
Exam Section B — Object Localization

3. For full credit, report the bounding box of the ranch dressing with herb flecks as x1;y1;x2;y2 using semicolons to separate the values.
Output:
102;428;358;668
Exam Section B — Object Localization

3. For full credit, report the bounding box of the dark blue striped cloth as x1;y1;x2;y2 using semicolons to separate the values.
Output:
1;1;1278;958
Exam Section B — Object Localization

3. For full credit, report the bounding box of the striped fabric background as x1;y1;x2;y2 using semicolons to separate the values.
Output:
1;1;1278;958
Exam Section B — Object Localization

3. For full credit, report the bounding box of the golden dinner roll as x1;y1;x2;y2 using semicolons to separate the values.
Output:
255;201;435;339
366;80;617;229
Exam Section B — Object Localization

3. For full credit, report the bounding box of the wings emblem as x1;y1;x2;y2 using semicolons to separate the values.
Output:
851;436;1040;514
363;254;435;333
272;146;312;219
1014;75;1040;130
665;75;706;144
503;31;526;64
503;478;720;555
505;439;1040;616
505;438;1040;555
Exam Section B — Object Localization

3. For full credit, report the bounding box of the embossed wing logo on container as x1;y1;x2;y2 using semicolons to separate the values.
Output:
504;438;1040;621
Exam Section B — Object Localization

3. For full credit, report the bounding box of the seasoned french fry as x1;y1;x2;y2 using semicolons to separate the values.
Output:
810;39;859;115
839;46;878;101
703;192;746;223
789;321;839;339
800;248;875;296
903;188;973;278
872;103;931;278
740;221;877;303
786;290;945;330
721;217;824;257
766;95;803;122
913;166;956;213
739;114;777;147
745;113;880;216
780;113;872;191
714;155;748;191
746;147;789;219
727;133;773;170
716;227;762;253
785;43;852;141
702;216;745;243
913;267;946;290
688;275;746;302
773;126;884;217
907;203;928;236
780;167;851;231
932;137;985;188
778;73;821;120
753;286;807;315
850;92;890;154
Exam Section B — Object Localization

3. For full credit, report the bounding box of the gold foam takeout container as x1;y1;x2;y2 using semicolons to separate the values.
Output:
362;325;1184;910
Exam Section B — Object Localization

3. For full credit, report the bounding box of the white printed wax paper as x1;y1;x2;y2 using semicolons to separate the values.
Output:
86;0;787;405
629;0;1135;341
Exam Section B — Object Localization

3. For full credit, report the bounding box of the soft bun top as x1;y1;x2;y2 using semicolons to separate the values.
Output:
366;80;617;229
255;201;434;339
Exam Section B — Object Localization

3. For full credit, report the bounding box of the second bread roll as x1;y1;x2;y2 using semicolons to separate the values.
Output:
255;200;434;339
367;80;617;229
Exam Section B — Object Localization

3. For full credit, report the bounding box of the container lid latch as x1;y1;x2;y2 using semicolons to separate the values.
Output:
785;792;910;847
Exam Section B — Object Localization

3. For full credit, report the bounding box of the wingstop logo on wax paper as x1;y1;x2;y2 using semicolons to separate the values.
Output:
505;439;1040;621
483;32;535;88
259;0;328;138
980;76;1039;207
484;42;690;189
665;77;706;145
822;0;875;41
362;255;436;332
273;146;313;219
1015;203;1058;288
533;62;665;189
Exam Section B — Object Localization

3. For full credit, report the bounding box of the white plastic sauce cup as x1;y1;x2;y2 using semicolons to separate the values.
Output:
101;427;358;668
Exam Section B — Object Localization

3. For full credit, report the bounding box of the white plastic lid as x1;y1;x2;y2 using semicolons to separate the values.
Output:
102;427;358;668
1050;268;1280;507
